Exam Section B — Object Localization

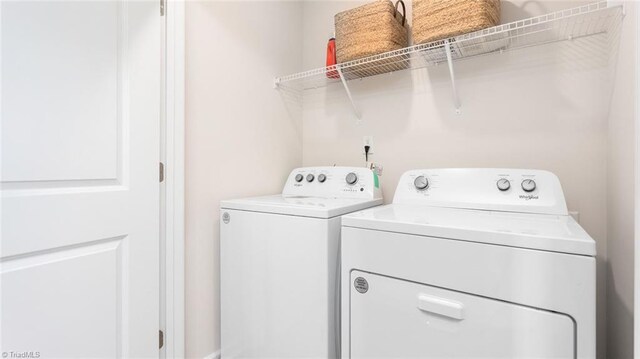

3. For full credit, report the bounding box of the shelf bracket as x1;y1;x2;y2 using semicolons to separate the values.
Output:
444;39;462;115
336;66;362;123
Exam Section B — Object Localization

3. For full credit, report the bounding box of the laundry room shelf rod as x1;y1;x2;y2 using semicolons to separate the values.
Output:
273;1;624;118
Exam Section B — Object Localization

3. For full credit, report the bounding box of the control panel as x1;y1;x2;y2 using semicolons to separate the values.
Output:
393;169;568;215
283;167;382;199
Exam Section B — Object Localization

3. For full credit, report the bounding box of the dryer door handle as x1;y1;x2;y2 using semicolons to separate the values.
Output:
417;294;465;320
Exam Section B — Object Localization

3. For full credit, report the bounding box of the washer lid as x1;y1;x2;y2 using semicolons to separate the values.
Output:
342;204;596;256
221;195;384;219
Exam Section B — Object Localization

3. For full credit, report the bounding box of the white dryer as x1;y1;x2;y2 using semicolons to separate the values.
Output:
340;169;595;359
221;167;383;359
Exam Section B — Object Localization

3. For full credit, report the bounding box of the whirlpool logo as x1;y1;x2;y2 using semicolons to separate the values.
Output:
519;194;539;201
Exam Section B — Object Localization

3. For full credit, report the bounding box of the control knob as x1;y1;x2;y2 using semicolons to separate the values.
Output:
521;179;536;192
318;174;327;183
414;176;429;190
346;172;358;185
295;174;303;182
306;174;315;182
496;178;511;191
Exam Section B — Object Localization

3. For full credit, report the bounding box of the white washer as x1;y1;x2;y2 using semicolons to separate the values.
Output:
221;167;383;359
341;168;596;359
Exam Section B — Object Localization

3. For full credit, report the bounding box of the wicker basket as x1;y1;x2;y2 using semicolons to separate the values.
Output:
413;0;500;45
335;0;409;64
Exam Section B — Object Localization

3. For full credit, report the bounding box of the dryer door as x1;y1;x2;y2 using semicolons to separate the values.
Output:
349;271;574;359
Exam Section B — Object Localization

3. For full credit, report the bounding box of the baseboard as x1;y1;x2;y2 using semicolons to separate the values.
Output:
203;350;220;359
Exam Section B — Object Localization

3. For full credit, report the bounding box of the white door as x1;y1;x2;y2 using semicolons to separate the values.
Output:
1;1;161;358
350;271;575;359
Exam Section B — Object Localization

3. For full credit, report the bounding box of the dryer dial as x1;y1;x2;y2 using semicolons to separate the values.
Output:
522;179;537;192
497;178;511;191
414;176;429;190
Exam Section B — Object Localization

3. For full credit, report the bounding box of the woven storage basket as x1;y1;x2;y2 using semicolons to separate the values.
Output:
335;0;409;70
413;0;500;45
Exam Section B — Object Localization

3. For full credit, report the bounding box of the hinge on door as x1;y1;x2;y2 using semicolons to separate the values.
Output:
159;330;164;349
160;0;165;16
159;162;165;183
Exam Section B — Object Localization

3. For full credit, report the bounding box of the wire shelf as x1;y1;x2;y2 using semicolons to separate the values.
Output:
275;1;623;91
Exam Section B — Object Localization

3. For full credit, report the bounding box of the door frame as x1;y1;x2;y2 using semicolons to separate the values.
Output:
162;1;185;357
635;3;640;357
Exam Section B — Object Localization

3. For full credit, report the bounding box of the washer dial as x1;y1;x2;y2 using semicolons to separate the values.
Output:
295;174;303;182
496;178;511;191
306;174;315;182
318;174;327;183
346;172;358;185
414;176;429;190
521;179;536;192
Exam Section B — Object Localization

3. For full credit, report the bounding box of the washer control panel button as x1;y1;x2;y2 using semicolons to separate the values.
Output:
306;174;315;182
346;172;358;185
295;174;304;182
318;174;327;183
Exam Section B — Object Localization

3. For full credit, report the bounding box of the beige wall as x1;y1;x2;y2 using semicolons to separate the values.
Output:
301;1;630;358
185;2;303;358
606;3;636;359
185;1;636;358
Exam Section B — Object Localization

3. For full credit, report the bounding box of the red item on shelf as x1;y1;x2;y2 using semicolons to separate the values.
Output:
326;38;340;79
